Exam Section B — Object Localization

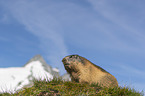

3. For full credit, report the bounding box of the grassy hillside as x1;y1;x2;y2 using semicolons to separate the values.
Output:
0;78;144;96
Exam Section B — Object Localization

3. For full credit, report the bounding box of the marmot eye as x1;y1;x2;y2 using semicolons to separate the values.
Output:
69;55;76;58
70;55;73;58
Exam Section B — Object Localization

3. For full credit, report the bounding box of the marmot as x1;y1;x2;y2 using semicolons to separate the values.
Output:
62;55;118;87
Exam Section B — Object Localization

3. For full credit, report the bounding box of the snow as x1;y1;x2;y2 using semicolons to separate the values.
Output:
52;68;59;72
0;61;53;93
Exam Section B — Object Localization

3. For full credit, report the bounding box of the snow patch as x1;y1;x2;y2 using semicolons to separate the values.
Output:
0;61;53;93
52;68;59;72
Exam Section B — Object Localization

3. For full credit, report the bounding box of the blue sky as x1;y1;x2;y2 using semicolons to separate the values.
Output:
0;0;145;93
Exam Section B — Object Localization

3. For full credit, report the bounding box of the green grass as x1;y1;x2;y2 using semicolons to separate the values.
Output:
0;78;144;96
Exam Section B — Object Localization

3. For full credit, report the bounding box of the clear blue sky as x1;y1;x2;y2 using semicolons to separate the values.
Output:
0;0;145;93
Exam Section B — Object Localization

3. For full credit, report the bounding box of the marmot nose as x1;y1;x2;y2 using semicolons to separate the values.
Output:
62;58;66;63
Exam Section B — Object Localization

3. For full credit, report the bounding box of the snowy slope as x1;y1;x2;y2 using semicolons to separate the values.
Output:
0;60;53;93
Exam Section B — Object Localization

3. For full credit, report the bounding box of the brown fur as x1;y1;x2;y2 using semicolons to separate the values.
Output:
62;55;118;87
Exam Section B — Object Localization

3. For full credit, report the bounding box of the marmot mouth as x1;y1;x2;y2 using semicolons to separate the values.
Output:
64;63;69;65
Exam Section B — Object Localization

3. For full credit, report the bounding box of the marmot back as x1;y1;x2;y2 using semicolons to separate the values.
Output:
62;55;118;87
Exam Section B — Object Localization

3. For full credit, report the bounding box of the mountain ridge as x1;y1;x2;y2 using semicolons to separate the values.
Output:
0;55;64;93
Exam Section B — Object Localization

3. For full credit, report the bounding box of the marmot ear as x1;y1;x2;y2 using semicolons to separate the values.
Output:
79;57;85;65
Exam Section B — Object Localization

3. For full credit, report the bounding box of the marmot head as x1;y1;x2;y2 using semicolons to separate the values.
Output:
62;55;86;73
